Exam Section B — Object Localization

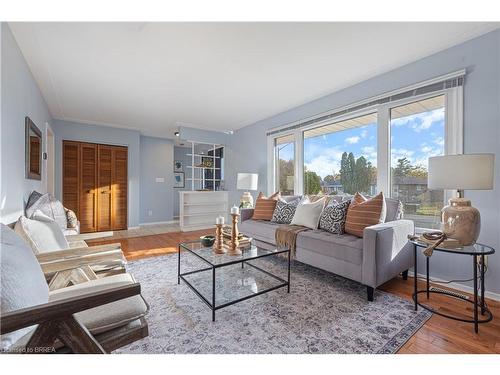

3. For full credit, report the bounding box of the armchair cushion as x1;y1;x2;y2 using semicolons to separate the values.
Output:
0;224;49;351
48;273;149;334
14;215;70;254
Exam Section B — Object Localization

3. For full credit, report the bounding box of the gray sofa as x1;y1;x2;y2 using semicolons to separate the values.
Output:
240;195;414;301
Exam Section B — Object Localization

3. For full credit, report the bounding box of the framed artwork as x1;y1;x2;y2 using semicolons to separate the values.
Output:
174;172;185;188
174;160;183;172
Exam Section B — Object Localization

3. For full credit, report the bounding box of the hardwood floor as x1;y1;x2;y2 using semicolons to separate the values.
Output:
86;230;500;354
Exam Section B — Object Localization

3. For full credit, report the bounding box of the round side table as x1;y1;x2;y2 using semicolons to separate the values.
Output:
410;240;495;333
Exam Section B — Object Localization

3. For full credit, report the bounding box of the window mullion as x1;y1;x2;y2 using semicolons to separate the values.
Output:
377;105;390;196
295;130;303;195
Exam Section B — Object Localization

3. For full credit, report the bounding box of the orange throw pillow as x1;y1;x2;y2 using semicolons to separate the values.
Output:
252;192;280;220
345;192;387;237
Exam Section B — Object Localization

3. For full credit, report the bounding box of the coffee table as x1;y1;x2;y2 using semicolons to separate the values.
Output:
177;241;291;321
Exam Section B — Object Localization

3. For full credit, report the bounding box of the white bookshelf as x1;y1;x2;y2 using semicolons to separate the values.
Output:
179;191;228;231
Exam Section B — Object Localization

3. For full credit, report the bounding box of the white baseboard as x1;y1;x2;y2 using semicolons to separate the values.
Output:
409;270;500;302
138;220;178;226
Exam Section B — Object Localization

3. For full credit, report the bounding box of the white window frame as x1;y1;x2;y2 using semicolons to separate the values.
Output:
268;80;463;230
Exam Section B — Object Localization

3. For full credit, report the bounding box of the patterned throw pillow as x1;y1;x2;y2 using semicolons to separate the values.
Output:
318;199;351;234
252;192;280;220
345;192;387;237
65;208;78;228
271;198;300;224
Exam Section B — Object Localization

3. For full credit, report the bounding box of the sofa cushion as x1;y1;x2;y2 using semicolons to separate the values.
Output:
49;273;149;334
271;198;300;224
291;197;325;229
345;192;387;237
296;229;364;265
25;192;68;231
14;215;70;254
0;224;49;351
240;219;280;244
252;192;280;220
319;199;351;234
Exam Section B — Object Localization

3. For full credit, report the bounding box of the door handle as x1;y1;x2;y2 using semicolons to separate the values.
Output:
101;190;109;194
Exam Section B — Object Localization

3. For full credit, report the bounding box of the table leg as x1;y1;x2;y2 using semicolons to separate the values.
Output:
473;255;478;333
212;267;216;322
413;244;418;311
481;254;485;315
287;249;291;293
177;245;181;285
426;256;430;299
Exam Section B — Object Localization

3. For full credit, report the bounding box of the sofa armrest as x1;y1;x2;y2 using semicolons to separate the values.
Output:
240;209;254;222
362;219;414;288
37;249;125;275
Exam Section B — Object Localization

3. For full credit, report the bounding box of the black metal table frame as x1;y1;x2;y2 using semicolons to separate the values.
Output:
178;242;291;321
412;242;494;333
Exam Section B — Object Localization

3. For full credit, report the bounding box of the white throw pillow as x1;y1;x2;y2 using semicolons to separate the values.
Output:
290;197;326;229
14;215;70;254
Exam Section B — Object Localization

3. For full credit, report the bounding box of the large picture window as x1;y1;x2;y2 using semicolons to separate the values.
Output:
390;95;445;229
303;113;377;196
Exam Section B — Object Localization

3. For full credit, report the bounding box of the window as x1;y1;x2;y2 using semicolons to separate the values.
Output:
303;113;377;196
274;134;295;195
390;95;445;229
268;74;463;230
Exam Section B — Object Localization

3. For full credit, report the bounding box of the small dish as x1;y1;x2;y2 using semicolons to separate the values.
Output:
200;235;216;247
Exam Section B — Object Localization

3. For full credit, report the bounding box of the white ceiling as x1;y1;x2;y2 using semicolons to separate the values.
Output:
9;22;499;138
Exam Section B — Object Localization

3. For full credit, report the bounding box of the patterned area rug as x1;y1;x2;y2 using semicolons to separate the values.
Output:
117;254;430;354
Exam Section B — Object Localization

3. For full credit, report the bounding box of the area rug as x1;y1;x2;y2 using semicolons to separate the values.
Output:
116;254;431;354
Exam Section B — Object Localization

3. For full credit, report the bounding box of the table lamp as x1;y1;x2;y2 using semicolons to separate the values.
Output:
236;173;258;208
428;154;495;245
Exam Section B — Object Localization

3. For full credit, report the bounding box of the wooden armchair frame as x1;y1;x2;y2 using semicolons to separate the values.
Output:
38;243;127;290
1;283;148;353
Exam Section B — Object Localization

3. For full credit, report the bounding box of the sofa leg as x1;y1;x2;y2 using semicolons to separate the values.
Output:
367;286;374;302
402;269;409;280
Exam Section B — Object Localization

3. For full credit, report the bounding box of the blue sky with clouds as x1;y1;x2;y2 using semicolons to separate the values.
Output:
278;108;445;179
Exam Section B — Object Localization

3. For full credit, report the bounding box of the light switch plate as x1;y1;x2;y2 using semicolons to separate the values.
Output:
155;177;165;183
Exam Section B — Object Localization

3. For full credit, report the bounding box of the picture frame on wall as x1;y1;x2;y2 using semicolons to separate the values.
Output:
174;172;185;188
174;160;183;172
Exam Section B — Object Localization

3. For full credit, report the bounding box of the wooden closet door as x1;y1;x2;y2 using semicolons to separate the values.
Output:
79;143;97;233
112;146;128;230
62;141;80;217
97;145;113;231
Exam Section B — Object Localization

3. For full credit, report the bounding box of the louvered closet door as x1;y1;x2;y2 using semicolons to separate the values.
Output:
97;145;113;231
112;146;128;230
62;141;80;216
79;143;98;233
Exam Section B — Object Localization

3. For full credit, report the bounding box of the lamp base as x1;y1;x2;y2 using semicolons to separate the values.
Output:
441;198;481;246
239;192;254;208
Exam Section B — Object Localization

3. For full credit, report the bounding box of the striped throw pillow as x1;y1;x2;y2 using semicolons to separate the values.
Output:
252;192;280;220
345;192;387;237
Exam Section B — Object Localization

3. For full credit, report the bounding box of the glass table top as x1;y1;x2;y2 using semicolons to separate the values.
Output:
409;240;495;255
179;241;289;266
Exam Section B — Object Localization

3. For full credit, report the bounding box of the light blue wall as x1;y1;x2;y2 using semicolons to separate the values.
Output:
227;29;500;294
179;126;228;145
140;136;174;223
173;145;192;217
51;120;141;227
0;23;53;224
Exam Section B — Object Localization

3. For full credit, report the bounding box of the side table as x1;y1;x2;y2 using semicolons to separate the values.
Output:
410;240;495;333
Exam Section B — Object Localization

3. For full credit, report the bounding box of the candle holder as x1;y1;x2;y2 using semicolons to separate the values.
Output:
228;213;242;255
213;223;226;254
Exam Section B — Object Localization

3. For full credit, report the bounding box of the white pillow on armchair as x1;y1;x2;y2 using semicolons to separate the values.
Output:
14;213;70;254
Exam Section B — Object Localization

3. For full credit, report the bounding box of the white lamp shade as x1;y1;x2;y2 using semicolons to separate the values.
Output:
236;173;258;191
428;154;495;190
